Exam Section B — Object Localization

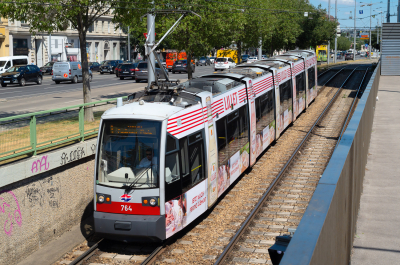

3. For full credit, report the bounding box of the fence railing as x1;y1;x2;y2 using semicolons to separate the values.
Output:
0;97;126;163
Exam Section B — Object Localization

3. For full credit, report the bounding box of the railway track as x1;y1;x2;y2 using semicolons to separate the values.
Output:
213;65;371;265
55;65;372;265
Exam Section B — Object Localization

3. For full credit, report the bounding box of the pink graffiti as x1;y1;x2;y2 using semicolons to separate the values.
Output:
31;155;50;173
0;191;22;236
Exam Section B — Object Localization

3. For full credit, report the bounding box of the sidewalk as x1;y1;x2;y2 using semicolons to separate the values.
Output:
351;76;400;264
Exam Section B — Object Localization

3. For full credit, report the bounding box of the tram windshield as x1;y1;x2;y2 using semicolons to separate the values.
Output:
96;119;161;189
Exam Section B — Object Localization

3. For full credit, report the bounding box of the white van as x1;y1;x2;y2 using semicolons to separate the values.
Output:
52;61;93;84
0;56;29;74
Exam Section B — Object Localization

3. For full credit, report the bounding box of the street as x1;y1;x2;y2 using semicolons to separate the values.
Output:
0;64;217;118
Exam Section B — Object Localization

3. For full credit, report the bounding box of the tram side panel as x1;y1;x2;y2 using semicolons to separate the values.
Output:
308;55;318;101
212;83;251;199
251;73;276;158
164;103;209;239
276;65;293;135
294;61;306;115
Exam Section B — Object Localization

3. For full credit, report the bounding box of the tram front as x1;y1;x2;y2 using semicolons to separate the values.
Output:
93;100;180;242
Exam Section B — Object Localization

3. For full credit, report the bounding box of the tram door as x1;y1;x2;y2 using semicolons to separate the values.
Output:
164;130;206;203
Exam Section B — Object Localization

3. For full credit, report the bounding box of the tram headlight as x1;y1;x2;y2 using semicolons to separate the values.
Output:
98;194;105;203
149;198;157;206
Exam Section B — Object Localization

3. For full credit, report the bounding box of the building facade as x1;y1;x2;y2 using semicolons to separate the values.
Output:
3;14;127;67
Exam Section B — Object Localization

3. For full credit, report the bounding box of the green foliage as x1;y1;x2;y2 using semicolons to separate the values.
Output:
337;36;351;51
0;0;117;121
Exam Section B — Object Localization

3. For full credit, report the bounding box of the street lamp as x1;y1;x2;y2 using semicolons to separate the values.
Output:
360;1;383;59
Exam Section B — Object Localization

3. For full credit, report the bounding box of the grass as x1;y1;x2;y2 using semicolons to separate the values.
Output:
0;111;104;163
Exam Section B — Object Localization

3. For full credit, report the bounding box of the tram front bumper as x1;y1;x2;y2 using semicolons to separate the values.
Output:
94;211;166;242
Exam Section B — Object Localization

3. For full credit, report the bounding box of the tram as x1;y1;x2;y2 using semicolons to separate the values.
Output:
93;50;317;242
316;45;328;62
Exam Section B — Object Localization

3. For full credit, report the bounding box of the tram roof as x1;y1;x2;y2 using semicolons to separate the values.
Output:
178;74;245;96
102;100;185;120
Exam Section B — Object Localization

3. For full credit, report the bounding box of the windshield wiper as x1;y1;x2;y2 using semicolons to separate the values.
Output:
124;167;150;193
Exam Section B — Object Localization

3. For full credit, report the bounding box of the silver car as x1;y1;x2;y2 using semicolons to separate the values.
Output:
135;61;168;83
52;62;93;84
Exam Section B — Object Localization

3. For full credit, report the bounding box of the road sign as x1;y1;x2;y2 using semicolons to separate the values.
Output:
365;44;368;48
359;10;363;14
360;34;369;40
143;33;156;38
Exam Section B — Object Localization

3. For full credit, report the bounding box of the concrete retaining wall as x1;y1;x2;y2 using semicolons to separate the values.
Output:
0;140;97;265
281;62;380;264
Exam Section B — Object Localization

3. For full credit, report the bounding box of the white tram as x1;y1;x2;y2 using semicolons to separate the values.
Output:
93;50;318;241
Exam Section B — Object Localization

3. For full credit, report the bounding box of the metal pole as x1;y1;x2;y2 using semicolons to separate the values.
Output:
387;0;390;22
49;33;51;62
398;0;400;22
258;37;262;60
354;0;356;61
147;11;155;88
328;0;331;65
369;3;372;59
128;26;130;61
334;0;337;63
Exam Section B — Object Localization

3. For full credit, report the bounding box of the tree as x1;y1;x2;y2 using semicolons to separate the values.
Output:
0;0;118;122
337;36;351;51
114;0;233;80
296;4;337;50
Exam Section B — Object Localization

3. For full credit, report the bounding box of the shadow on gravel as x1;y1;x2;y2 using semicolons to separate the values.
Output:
80;199;95;242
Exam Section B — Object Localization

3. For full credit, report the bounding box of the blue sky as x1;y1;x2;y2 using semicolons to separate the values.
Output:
308;0;392;30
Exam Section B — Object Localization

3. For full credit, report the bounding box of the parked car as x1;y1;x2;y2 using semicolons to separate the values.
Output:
40;61;55;75
135;61;168;82
209;57;216;64
89;62;100;72
115;61;131;77
345;53;354;61
337;53;342;59
172;59;195;73
196;57;211;66
246;57;258;64
261;55;268;59
100;60;123;74
241;54;250;63
0;56;29;74
215;57;236;70
119;63;138;80
0;65;42;87
52;61;93;84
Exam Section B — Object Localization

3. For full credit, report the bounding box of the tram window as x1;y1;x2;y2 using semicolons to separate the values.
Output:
166;134;177;153
189;132;202;144
188;140;205;189
227;110;240;156
239;105;249;147
165;151;182;202
308;67;316;89
216;117;229;164
279;80;292;115
260;91;275;128
180;131;206;193
296;72;305;99
165;153;180;184
180;137;190;191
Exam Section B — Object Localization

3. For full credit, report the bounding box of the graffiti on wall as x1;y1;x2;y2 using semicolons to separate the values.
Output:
31;155;50;174
0;190;22;236
24;177;62;209
60;147;85;166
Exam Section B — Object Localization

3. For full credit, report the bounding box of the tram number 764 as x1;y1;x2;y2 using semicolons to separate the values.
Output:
121;205;133;212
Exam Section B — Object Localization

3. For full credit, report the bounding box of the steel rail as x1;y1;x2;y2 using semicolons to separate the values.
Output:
214;66;359;265
141;245;165;265
69;238;103;265
334;67;370;150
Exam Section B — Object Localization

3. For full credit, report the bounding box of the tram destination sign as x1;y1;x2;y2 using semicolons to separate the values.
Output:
110;123;157;135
